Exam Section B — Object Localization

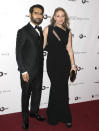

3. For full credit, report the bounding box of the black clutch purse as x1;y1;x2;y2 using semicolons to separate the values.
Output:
70;70;76;82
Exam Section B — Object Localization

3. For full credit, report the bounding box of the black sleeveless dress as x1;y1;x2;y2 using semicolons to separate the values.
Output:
46;25;72;124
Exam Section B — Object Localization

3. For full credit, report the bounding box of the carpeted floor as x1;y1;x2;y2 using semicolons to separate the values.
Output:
0;100;99;131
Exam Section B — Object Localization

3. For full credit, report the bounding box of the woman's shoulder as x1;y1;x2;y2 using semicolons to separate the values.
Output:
66;27;71;32
44;25;54;34
43;26;48;31
66;27;72;36
48;25;54;30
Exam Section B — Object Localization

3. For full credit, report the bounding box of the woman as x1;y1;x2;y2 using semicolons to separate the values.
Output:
43;7;77;128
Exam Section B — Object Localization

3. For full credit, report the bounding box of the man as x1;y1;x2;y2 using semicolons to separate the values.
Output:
16;4;45;130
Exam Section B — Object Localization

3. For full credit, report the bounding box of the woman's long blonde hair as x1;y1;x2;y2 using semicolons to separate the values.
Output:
50;7;70;29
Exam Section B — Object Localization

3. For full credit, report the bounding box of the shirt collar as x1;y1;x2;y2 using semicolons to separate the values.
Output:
30;21;36;28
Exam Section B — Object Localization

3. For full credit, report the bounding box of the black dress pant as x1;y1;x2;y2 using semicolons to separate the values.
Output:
20;72;43;122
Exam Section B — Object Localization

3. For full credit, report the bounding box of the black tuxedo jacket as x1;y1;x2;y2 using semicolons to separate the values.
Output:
16;23;44;78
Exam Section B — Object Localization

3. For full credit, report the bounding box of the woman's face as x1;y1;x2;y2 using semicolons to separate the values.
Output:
54;10;65;25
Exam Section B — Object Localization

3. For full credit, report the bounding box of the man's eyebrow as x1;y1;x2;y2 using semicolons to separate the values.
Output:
33;11;43;14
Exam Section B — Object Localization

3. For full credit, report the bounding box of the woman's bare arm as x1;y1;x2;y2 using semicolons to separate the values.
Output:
43;26;48;49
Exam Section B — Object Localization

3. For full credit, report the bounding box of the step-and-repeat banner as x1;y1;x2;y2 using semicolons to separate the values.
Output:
0;0;99;115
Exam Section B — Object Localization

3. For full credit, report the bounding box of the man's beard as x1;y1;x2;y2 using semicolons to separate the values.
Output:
31;17;43;25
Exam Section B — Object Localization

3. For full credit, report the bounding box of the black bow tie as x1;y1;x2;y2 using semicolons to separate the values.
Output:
35;25;40;29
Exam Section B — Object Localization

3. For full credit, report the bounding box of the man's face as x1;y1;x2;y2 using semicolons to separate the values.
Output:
30;8;43;25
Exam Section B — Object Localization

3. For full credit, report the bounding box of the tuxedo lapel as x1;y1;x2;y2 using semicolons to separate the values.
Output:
26;23;40;38
26;23;43;45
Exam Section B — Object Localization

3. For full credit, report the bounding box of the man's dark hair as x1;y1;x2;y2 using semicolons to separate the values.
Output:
29;4;44;14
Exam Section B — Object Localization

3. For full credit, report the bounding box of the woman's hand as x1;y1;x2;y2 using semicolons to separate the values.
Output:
70;65;77;73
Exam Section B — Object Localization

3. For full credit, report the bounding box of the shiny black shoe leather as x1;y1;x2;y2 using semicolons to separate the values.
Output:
22;121;29;130
30;113;45;121
66;122;72;128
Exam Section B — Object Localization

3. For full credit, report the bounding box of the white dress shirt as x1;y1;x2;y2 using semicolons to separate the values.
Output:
30;21;40;35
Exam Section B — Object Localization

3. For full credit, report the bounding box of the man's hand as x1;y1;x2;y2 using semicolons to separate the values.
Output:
22;73;29;82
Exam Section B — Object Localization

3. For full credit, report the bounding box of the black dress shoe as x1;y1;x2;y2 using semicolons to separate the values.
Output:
30;113;45;121
22;121;29;130
66;122;72;128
